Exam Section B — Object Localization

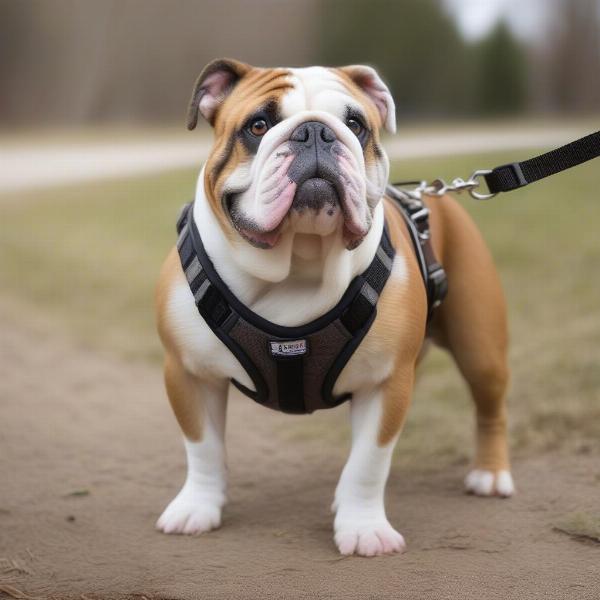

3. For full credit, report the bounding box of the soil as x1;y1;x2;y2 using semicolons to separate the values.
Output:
1;315;599;600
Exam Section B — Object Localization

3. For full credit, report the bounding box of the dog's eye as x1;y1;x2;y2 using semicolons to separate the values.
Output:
249;118;269;136
346;117;364;137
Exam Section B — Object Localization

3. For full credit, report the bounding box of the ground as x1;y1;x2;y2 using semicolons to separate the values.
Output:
1;141;599;599
1;311;599;600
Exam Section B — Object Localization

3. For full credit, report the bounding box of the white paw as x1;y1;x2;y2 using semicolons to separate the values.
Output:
465;469;515;497
156;485;224;535
334;518;406;557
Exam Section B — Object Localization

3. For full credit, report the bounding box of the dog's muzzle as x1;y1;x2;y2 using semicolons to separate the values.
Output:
226;116;371;249
287;121;342;211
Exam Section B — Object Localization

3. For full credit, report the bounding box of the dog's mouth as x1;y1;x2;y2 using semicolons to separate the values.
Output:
225;193;279;249
227;176;368;250
293;177;339;210
292;177;369;247
225;129;371;250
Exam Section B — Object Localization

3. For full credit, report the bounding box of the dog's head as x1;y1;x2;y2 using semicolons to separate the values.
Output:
189;59;395;250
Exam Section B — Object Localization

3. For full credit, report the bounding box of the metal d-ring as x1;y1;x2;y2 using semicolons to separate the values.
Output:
468;169;496;200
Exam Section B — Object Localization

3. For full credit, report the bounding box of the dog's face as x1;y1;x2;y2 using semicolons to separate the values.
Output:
188;59;396;250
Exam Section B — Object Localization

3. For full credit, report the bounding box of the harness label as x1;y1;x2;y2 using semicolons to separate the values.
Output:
269;339;308;358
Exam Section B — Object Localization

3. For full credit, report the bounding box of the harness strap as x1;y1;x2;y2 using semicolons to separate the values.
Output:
177;219;234;332
485;130;600;194
341;237;394;333
176;202;396;413
386;184;448;320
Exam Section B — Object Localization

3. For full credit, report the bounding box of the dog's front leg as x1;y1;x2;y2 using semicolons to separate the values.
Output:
156;356;228;535
333;372;413;556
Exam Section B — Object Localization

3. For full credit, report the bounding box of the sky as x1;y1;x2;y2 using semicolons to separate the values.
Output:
443;0;549;41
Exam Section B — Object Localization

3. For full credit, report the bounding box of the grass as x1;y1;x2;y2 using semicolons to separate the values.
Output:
1;149;599;465
0;168;196;361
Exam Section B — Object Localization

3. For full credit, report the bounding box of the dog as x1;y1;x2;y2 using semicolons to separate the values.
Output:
155;59;513;556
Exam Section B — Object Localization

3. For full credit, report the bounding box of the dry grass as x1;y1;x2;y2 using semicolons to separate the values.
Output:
0;168;195;361
555;512;600;544
1;148;599;466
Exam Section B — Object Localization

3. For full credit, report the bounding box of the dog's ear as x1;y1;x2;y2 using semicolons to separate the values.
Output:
187;58;251;130
338;65;396;134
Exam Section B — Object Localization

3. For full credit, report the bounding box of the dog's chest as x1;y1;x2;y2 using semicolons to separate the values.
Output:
167;278;397;397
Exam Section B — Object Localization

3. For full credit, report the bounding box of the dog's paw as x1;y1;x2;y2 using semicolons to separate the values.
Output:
464;469;515;498
156;487;224;535
334;518;406;557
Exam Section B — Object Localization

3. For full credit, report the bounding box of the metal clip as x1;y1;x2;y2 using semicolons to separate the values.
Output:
394;169;497;201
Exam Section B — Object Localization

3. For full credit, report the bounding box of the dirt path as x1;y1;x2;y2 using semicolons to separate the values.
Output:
1;314;599;600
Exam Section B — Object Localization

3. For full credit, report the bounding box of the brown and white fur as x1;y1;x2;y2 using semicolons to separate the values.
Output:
155;59;514;557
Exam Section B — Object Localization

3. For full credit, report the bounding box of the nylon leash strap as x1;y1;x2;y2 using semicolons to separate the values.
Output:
485;130;600;195
394;129;600;201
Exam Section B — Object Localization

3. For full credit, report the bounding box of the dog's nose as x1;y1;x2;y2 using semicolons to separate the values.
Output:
290;121;337;145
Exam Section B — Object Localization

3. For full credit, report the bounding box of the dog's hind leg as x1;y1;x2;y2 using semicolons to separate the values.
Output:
450;326;514;497
428;196;514;497
156;353;229;534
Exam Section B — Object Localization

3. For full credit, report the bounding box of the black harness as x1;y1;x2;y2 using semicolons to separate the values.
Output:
176;188;446;414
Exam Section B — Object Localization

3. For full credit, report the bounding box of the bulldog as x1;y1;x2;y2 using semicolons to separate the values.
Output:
155;59;514;556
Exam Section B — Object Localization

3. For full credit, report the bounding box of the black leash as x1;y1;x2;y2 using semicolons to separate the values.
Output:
393;129;600;201
484;130;600;195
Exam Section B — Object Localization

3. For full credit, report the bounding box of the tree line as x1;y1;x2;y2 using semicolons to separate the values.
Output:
317;0;600;118
0;0;597;126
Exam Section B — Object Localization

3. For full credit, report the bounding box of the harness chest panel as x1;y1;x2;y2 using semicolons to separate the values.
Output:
176;203;396;414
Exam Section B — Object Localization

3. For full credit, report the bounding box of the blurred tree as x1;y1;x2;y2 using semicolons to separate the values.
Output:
316;0;476;120
546;0;600;112
7;0;597;126
476;21;528;115
0;0;30;118
0;0;321;127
